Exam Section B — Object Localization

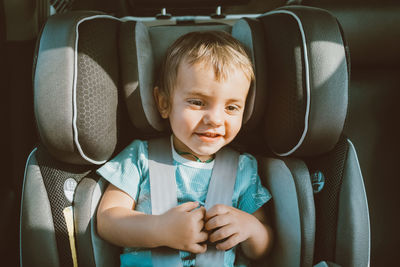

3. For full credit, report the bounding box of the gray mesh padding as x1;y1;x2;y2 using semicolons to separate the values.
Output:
76;18;119;162
305;136;348;264
36;146;93;266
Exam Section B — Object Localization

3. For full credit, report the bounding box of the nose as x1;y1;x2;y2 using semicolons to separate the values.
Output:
203;105;224;127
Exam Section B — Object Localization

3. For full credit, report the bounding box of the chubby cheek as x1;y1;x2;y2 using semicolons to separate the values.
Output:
169;109;200;135
226;118;243;141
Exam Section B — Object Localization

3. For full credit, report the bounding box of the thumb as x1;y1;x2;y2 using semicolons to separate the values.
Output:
176;201;199;212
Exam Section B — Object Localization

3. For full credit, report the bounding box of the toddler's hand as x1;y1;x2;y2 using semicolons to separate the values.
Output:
159;202;208;254
204;204;258;251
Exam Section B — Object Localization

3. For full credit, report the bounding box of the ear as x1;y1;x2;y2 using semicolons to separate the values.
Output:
154;86;170;119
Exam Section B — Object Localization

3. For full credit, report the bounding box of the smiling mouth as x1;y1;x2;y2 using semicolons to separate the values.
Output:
195;132;223;141
197;132;222;137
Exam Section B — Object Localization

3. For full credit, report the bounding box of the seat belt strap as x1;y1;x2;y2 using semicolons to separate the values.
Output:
148;137;239;267
148;137;183;267
195;146;239;267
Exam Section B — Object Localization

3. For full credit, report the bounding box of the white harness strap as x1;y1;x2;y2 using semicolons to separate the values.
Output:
148;137;239;267
148;137;183;267
195;147;239;267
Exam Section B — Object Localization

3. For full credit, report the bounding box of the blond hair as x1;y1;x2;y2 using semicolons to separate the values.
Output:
158;30;254;98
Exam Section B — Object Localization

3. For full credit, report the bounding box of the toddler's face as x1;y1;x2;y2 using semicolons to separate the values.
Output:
158;60;250;161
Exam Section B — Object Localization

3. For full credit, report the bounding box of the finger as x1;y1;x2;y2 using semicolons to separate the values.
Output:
205;213;230;231
194;216;205;231
188;243;207;254
205;204;229;221
216;233;241;251
209;225;236;243
191;206;206;219
196;231;209;243
177;201;199;212
198;206;206;216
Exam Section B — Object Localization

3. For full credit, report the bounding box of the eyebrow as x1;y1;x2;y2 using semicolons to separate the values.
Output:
185;91;245;104
185;91;210;98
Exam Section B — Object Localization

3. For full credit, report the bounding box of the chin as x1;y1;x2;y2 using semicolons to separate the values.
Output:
193;145;223;157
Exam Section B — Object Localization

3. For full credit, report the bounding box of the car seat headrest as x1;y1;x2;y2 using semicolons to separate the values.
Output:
260;6;349;157
34;12;120;165
120;19;267;134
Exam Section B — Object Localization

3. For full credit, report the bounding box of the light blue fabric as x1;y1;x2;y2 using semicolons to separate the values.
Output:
97;139;271;267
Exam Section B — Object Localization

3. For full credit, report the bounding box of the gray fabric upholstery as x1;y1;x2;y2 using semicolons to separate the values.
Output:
74;177;97;267
232;18;267;130
260;156;316;267
120;20;157;133
259;6;348;157
259;158;302;267
335;140;370;267
283;158;315;267
34;11;119;165
74;177;120;267
34;13;79;163
91;179;121;267
20;149;60;267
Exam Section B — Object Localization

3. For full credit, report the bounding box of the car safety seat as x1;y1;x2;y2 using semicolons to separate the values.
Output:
290;1;400;265
20;5;370;267
257;6;370;267
19;10;266;267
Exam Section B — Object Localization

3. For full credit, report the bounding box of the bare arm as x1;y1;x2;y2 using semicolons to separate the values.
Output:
240;208;273;260
97;183;208;253
96;184;159;248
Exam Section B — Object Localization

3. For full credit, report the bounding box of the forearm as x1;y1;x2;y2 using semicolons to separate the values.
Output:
241;220;273;260
97;206;164;248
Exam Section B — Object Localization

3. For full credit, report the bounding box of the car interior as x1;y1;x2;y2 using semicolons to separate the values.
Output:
1;0;399;266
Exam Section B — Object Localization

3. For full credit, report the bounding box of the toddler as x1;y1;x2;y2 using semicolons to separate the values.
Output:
97;30;272;267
